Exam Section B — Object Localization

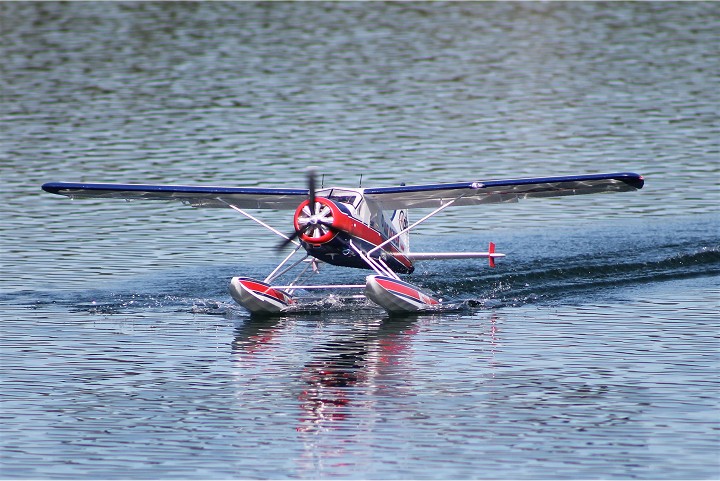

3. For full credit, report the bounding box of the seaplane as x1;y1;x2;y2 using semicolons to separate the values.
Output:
42;171;644;315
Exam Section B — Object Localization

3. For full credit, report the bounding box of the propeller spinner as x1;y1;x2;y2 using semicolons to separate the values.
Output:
294;197;337;244
277;168;338;250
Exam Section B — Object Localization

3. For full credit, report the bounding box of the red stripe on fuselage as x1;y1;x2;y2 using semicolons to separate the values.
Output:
331;210;413;271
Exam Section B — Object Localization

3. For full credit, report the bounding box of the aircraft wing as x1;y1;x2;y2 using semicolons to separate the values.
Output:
41;182;308;210
363;172;644;209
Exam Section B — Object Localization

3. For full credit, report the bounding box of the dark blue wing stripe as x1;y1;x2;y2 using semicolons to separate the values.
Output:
364;182;474;195
364;172;644;194
41;182;308;196
480;172;644;189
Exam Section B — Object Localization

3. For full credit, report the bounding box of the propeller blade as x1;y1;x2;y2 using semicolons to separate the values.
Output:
276;220;337;251
276;167;325;252
307;167;317;216
276;226;306;251
276;231;299;251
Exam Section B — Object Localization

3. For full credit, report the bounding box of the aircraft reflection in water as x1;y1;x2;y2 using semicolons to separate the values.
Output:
296;319;421;434
230;314;500;436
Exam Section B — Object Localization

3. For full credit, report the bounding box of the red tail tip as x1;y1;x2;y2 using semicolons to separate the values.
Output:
489;242;496;268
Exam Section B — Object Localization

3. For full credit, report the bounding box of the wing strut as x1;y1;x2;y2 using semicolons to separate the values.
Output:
348;240;401;280
264;246;306;284
367;194;470;257
218;198;300;247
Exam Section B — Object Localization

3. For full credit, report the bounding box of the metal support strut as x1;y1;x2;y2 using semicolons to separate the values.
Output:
367;195;465;257
348;240;400;280
217;198;300;247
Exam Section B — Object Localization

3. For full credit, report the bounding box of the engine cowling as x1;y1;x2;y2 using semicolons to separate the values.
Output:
293;197;340;245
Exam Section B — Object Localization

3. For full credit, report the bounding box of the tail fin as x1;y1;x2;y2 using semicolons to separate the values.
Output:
489;242;496;268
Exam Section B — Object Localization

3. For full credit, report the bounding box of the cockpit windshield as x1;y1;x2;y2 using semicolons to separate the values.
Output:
328;194;359;205
325;190;361;208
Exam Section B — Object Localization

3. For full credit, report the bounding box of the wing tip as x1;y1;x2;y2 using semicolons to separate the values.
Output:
618;172;644;190
42;182;66;195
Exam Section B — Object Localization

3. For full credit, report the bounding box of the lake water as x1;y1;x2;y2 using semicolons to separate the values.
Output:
1;2;719;479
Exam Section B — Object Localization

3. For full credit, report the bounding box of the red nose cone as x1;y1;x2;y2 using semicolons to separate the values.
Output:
294;197;338;245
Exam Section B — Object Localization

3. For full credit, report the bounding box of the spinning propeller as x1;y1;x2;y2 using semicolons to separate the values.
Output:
277;168;337;250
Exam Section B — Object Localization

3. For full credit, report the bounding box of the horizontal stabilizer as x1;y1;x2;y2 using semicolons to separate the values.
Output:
406;242;504;268
405;252;506;261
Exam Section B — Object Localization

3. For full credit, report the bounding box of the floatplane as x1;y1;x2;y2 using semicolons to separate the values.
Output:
42;171;643;315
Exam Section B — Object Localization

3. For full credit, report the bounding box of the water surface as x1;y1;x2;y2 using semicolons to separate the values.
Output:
1;2;719;479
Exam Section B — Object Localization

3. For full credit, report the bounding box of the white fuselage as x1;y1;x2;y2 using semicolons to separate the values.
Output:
316;187;410;255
